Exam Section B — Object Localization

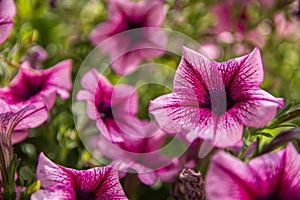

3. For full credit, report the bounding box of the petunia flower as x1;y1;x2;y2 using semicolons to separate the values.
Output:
98;121;181;185
0;0;16;44
31;153;128;200
149;47;284;148
0;99;47;177
77;68;138;143
89;0;166;75
205;143;300;200
210;0;267;48
0;59;72;109
22;45;48;69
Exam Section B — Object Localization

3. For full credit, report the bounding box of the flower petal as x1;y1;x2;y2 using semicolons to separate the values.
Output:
45;59;72;99
71;167;128;200
11;129;29;145
0;16;13;44
149;93;191;134
186;111;243;147
138;171;157;185
80;68;111;93
232;89;284;127
205;152;258;200
0;0;16;18
89;21;123;46
112;84;138;116
29;88;57;109
141;0;165;27
247;147;285;198
110;51;142;76
13;102;48;130
278;143;300;199
31;188;74;200
35;153;75;189
219;47;264;91
0;99;11;113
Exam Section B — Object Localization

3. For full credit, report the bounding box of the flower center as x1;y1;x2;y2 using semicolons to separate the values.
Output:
76;189;95;200
126;19;143;30
21;75;47;101
260;194;282;200
24;84;44;100
203;88;235;116
97;101;113;119
124;18;145;44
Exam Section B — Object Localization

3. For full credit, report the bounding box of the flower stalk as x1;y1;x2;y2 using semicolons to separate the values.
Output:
0;55;41;75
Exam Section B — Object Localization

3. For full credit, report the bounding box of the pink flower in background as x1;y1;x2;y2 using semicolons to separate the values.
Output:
98;121;181;185
0;0;16;44
274;12;298;37
0;59;72;109
210;0;267;48
22;45;48;69
31;153;128;200
90;0;166;75
211;0;248;34
77;68;138;143
149;47;284;148
205;143;300;200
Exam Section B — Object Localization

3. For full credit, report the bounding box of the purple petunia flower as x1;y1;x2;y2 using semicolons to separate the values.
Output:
31;153;128;200
22;45;48;69
0;60;72;109
98;121;181;185
0;0;16;44
205;143;300;200
149;47;284;148
77;68;138;143
0;100;47;173
89;0;166;75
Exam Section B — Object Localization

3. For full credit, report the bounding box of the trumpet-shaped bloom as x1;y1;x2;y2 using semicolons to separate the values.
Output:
22;45;48;69
98;121;181;185
0;60;72;109
89;0;166;75
0;99;47;174
0;100;48;145
31;153;128;200
149;47;284;147
205;143;300;200
77;68;138;143
0;0;16;44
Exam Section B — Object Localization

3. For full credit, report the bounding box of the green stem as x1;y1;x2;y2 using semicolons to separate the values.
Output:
0;55;40;75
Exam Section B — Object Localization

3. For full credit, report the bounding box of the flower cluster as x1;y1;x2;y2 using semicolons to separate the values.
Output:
1;0;300;199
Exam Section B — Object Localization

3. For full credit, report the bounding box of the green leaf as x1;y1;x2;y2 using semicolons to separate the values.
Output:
261;128;300;154
276;101;294;117
26;180;41;195
252;132;273;138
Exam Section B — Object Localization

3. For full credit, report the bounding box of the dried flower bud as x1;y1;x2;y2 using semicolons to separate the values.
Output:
170;168;205;200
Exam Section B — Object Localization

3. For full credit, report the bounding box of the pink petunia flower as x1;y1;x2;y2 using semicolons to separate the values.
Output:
31;153;128;200
0;60;72;109
98;121;181;185
149;47;284;148
0;99;47;176
0;0;16;44
274;11;298;37
205;143;300;200
77;68;138;143
210;0;267;48
89;0;166;75
22;45;48;69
